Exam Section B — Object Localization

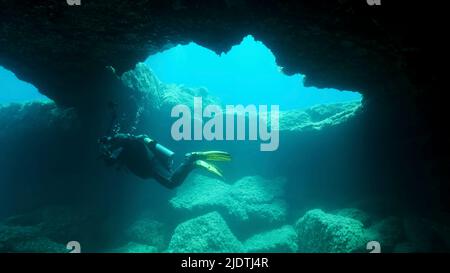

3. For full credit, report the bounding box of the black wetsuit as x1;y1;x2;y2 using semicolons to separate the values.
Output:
99;133;196;189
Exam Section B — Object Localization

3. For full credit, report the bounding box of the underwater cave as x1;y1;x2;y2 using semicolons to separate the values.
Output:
0;1;447;254
144;35;362;109
0;66;49;104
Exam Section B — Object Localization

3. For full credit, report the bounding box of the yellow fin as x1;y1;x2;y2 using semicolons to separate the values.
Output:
191;151;232;162
193;160;224;178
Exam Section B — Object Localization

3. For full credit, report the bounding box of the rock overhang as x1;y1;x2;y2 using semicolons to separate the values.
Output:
0;0;442;108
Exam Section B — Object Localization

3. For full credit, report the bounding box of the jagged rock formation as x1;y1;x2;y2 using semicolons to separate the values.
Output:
0;101;78;137
107;242;158;253
331;208;373;227
0;1;442;107
294;208;450;253
167;211;244;253
122;62;361;133
0;206;92;253
170;174;287;224
279;102;361;132
0;0;445;218
243;225;298;253
124;218;168;251
295;209;367;253
0;1;448;252
121;63;221;111
9;236;66;253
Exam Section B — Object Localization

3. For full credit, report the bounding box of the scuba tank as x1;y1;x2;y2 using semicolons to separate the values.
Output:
153;143;175;170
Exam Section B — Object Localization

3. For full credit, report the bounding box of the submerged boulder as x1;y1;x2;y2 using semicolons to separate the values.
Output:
331;208;372;227
125;219;168;251
167;211;244;253
12;237;67;253
2;206;91;244
243;225;298;253
170;174;287;224
0;224;40;252
108;242;158;253
0;206;98;253
0;224;65;253
295;209;366;253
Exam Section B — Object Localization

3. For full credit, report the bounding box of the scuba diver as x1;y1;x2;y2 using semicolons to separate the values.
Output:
98;133;231;189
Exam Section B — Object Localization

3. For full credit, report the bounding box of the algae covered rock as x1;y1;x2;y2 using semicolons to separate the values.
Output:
331;208;372;227
0;224;40;252
108;242;158;253
3;206;90;244
167;211;244;253
161;84;220;111
279;102;361;132
125;219;168;250
170;174;287;224
0;206;96;253
244;225;298;253
121;62;220;111
121;63;165;109
12;237;67;253
0;101;78;137
295;209;366;253
0;224;65;253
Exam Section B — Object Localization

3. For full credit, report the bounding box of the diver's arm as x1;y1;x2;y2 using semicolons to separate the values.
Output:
98;133;130;166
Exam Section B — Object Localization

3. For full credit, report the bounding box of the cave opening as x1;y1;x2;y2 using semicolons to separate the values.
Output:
0;66;50;105
144;35;362;111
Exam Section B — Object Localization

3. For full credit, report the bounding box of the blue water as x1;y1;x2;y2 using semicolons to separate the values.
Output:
1;36;360;108
0;66;48;105
146;35;362;110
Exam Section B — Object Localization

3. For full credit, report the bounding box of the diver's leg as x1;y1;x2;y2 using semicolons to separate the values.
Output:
152;152;230;189
152;160;195;189
168;161;197;189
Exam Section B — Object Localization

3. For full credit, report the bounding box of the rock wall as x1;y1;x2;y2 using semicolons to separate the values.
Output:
0;1;446;214
0;1;443;103
0;88;447;252
0;62;440;222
